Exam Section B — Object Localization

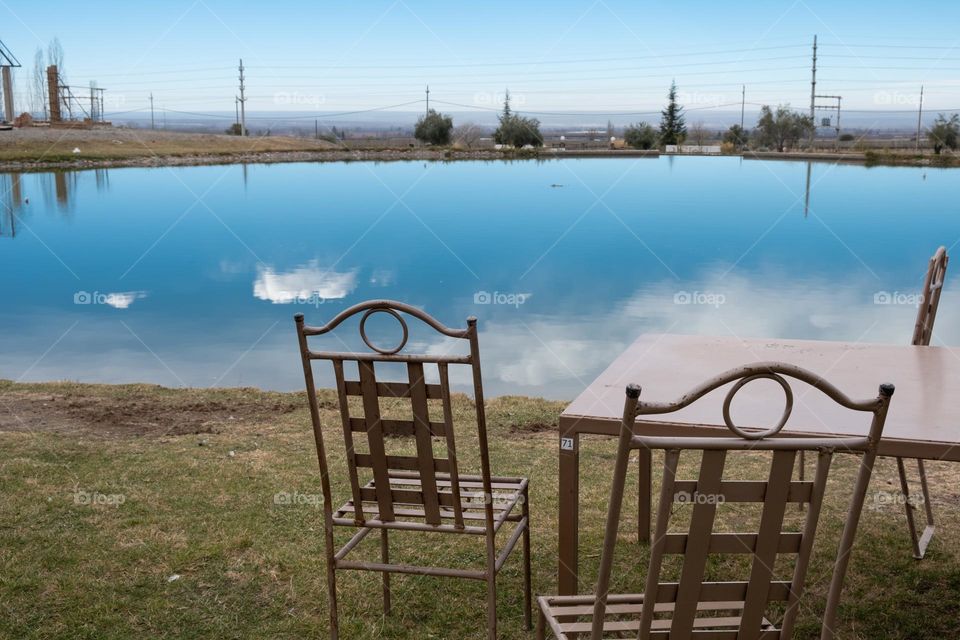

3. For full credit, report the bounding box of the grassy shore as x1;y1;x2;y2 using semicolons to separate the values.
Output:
0;127;338;164
1;380;959;639
2;127;956;171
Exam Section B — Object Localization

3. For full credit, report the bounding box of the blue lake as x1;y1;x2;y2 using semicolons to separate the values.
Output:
2;157;958;398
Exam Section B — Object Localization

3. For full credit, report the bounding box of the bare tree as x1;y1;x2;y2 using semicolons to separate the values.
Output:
32;47;47;119
47;37;64;76
452;122;482;149
691;121;707;146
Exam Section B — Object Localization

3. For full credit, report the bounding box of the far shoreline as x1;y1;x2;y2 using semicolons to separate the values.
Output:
1;147;956;173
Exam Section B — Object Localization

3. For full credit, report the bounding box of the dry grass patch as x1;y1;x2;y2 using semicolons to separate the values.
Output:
0;380;958;638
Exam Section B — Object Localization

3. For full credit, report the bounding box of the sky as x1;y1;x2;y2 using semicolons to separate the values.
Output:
2;1;960;120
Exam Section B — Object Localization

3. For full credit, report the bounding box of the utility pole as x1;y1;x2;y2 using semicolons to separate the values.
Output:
149;92;154;129
916;85;924;153
740;84;745;130
425;84;430;115
238;58;247;137
835;96;842;150
314;119;318;139
234;96;239;127
809;35;818;146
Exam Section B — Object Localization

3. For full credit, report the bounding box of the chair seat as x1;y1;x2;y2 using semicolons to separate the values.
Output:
333;471;528;534
538;593;777;639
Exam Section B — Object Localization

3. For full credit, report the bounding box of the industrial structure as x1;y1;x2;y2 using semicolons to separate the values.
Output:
46;65;107;125
0;38;21;123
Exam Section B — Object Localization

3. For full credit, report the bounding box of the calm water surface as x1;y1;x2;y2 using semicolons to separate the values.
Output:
2;157;958;398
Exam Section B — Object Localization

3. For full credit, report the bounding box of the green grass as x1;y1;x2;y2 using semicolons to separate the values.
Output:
0;132;336;163
1;380;958;639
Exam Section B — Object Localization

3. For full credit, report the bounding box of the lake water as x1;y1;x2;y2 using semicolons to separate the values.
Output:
2;157;959;399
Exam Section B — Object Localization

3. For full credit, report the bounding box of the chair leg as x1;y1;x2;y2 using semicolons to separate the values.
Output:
536;604;546;640
522;487;532;630
327;557;339;640
636;449;652;544
380;529;391;615
917;459;936;557
896;457;925;559
487;568;497;640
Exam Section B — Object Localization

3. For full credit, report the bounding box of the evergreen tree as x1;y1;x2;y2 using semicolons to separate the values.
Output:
623;122;657;149
659;81;687;146
493;90;543;148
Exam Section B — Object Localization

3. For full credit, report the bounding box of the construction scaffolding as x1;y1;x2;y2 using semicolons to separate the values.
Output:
46;64;108;126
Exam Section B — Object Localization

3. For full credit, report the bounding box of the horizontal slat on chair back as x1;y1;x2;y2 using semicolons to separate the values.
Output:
343;379;444;400
672;480;813;503
348;417;447;437
662;532;803;554
653;581;792;603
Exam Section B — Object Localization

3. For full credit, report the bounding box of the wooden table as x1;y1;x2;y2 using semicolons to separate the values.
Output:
557;333;960;595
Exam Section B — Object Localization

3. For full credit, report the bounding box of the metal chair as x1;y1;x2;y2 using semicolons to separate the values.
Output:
539;363;894;639
294;300;531;640
895;245;948;558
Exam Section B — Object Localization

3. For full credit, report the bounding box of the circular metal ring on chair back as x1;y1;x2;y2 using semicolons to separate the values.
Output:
359;308;409;355
721;373;794;439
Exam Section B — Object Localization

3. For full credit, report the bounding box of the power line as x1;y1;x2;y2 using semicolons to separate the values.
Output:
241;44;811;71
155;99;427;120
430;98;744;117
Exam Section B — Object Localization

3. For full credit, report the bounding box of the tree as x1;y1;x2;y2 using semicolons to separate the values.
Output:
754;105;814;152
659;80;686;146
928;113;959;155
722;124;749;150
225;123;242;136
414;109;453;145
493;90;543;148
31;47;47;119
452;122;482;149
690;121;707;146
623;122;657;150
47;37;64;79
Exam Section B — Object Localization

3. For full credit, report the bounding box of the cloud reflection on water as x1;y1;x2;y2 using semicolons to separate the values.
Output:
253;261;357;304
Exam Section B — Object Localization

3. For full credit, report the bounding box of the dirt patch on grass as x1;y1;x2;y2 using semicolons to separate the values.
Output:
0;387;302;438
508;421;556;437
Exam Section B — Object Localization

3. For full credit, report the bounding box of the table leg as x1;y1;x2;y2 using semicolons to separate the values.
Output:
558;428;579;595
637;448;651;544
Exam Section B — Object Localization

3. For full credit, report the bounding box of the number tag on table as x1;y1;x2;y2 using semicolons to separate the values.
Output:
560;437;575;451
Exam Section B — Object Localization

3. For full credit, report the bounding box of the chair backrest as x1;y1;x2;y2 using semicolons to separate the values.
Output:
294;300;492;531
592;363;894;640
913;246;949;346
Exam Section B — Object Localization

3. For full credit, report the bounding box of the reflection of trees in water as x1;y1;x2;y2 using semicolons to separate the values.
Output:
0;168;112;237
52;172;78;213
0;173;22;237
94;168;109;192
42;169;111;213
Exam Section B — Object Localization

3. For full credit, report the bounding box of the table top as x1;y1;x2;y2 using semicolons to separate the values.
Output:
561;333;960;461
